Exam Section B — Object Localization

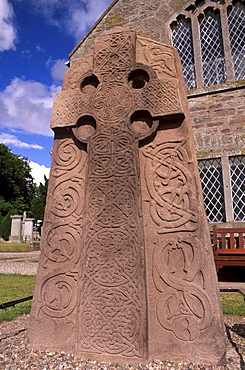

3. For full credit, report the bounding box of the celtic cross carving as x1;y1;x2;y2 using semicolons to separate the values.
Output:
28;27;226;366
52;29;180;358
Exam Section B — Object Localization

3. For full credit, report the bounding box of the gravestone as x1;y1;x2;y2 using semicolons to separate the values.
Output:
9;213;34;243
22;217;34;243
9;215;22;243
28;27;226;365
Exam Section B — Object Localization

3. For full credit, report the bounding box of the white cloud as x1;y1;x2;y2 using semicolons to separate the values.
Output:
35;45;45;53
0;77;60;136
0;0;17;51
68;0;113;41
28;0;112;42
30;160;50;184
48;58;67;81
0;133;44;149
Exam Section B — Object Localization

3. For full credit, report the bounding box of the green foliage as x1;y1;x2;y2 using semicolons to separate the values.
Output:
30;175;49;228
0;242;30;252
0;207;19;240
0;144;36;239
221;293;245;316
0;144;35;206
0;274;36;323
0;212;12;241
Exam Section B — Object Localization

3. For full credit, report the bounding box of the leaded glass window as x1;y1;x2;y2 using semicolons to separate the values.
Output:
171;18;196;90
228;1;245;80
199;9;226;86
229;155;245;221
170;0;245;90
198;159;226;222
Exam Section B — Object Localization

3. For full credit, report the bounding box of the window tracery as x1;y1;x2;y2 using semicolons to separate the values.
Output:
170;0;245;90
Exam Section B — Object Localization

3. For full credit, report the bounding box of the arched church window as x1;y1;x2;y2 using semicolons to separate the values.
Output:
170;0;245;90
171;17;196;89
228;1;245;80
199;8;226;86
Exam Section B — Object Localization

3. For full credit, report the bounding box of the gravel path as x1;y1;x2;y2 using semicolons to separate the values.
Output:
0;251;40;275
0;253;244;369
0;315;244;370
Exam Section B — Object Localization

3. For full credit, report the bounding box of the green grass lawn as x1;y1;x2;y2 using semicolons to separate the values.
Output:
0;242;30;252
0;274;36;323
220;293;245;316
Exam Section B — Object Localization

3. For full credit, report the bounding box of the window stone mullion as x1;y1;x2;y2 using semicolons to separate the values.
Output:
221;156;234;223
219;4;235;81
190;14;204;88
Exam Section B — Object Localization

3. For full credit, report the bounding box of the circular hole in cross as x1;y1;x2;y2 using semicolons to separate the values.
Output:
128;69;149;89
130;110;153;134
74;116;96;141
80;75;99;94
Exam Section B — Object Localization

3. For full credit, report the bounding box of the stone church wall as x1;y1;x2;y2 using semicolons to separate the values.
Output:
189;87;245;159
69;0;190;61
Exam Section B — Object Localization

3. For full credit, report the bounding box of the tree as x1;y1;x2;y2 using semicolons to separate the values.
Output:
0;144;35;239
0;144;35;208
30;175;49;231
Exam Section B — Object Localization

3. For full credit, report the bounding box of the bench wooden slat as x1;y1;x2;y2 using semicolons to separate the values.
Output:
214;227;245;233
212;225;245;271
238;233;244;249
214;249;245;254
230;232;235;249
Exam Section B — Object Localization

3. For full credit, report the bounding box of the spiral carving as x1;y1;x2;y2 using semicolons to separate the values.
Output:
93;83;133;122
53;140;83;171
44;225;80;265
51;183;80;218
41;275;77;318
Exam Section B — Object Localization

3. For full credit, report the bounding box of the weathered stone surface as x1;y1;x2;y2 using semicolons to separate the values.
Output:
188;89;245;159
22;218;34;243
28;27;226;366
9;215;22;243
9;214;34;243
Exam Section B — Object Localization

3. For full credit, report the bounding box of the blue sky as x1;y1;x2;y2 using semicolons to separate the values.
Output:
0;0;113;183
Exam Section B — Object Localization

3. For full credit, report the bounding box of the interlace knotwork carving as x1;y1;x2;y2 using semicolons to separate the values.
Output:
94;31;135;82
153;235;212;341
134;80;181;115
77;124;145;357
51;90;92;128
144;140;198;233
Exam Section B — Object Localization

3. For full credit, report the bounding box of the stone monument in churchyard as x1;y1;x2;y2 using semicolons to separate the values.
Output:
28;27;226;365
9;213;34;243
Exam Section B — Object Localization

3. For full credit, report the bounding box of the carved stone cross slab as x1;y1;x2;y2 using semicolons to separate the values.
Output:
28;27;226;366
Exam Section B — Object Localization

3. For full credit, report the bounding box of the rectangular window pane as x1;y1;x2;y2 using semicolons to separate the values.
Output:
198;158;226;222
199;9;226;86
228;1;245;81
171;18;197;90
229;155;245;221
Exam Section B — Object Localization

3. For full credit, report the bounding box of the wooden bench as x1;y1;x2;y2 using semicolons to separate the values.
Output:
212;225;245;272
